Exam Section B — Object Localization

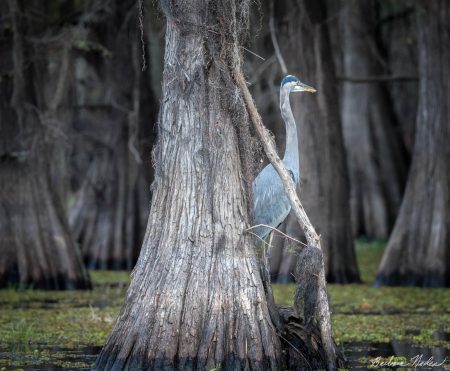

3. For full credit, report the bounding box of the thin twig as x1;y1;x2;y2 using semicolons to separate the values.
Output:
378;7;414;26
269;0;287;74
138;0;147;71
246;230;273;249
337;74;418;83
247;224;307;248
249;55;276;85
49;34;72;111
241;46;265;61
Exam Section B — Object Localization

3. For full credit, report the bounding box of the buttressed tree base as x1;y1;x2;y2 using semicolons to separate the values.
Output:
94;0;341;369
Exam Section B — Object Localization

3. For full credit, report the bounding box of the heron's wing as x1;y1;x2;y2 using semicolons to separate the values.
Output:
252;164;292;239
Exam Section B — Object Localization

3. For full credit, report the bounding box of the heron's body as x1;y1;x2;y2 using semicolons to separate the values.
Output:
252;75;315;239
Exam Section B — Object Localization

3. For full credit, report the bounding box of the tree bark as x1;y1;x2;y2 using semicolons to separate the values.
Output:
267;0;360;284
0;1;90;290
375;0;450;287
69;0;157;269
94;1;285;369
341;0;409;239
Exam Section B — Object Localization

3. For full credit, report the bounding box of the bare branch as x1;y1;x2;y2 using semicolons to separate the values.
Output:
246;230;273;249
378;7;415;26
247;224;308;248
8;0;25;115
49;34;72;111
337;74;418;83
241;46;266;61
249;54;276;85
269;0;287;75
138;0;147;71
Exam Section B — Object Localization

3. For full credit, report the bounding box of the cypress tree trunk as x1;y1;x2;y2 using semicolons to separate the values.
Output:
0;161;90;290
69;0;157;269
380;1;418;154
94;1;284;368
0;1;90;290
269;0;360;283
341;0;409;239
375;0;450;287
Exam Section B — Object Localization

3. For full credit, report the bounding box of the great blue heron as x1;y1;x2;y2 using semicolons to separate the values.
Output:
252;75;316;239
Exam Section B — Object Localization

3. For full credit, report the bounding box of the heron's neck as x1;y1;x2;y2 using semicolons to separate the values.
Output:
280;88;299;178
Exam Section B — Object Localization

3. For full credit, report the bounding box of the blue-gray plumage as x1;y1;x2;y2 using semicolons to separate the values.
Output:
252;75;316;239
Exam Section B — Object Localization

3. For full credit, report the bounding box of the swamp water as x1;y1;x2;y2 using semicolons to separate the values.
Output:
1;243;449;370
0;340;448;370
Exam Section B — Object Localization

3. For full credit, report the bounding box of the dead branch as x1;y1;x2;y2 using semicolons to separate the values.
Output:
337;74;418;83
247;224;308;247
138;0;147;71
49;35;72;111
269;0;288;75
8;0;25;114
235;71;337;370
242;46;266;61
249;54;276;85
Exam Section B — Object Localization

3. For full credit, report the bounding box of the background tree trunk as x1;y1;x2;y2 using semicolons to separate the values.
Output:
68;0;158;269
258;0;360;283
0;1;90;290
340;0;409;239
380;0;418;153
94;0;284;368
375;0;450;287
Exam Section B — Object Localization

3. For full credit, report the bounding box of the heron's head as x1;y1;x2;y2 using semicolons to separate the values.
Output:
281;75;316;93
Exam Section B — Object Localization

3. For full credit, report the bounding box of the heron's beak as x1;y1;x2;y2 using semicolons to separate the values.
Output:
293;82;317;93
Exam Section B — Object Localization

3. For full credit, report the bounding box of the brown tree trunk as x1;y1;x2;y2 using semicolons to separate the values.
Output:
375;0;450;287
69;0;157;269
341;0;409;239
94;1;285;368
0;1;90;290
269;0;360;283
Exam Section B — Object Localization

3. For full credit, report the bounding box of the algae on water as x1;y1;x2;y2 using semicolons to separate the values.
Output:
0;241;449;369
